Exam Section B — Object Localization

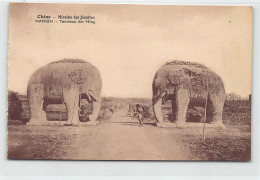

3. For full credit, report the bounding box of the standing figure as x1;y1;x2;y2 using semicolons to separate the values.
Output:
136;104;144;126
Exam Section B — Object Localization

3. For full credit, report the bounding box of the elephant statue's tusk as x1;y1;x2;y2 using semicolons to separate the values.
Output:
152;91;167;105
85;91;92;103
88;101;101;122
88;90;98;102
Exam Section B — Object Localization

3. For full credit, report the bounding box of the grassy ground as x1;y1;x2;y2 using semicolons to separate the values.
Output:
8;125;76;160
183;125;251;161
223;100;251;126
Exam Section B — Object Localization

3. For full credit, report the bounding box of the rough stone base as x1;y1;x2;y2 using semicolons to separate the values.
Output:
156;122;225;128
26;121;51;126
156;122;177;128
78;121;100;126
26;121;100;126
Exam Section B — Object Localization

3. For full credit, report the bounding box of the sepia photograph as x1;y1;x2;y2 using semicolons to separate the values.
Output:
8;3;252;161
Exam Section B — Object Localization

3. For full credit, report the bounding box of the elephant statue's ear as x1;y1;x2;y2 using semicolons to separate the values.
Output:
180;68;197;78
168;74;180;85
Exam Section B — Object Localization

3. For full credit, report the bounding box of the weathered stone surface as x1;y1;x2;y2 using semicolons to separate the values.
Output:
27;58;102;126
153;60;226;127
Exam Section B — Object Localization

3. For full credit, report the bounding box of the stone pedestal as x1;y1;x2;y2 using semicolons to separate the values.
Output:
78;121;100;126
156;122;225;128
27;121;100;126
156;122;177;128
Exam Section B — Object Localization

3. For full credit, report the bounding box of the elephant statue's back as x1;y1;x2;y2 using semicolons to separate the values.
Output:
153;61;225;100
27;59;102;101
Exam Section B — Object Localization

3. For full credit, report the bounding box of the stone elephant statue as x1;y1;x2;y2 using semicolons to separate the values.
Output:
152;60;226;127
27;59;102;125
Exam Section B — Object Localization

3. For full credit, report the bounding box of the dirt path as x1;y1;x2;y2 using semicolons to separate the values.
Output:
67;108;191;160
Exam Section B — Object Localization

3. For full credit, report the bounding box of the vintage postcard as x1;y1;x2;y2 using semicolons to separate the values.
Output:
8;3;252;160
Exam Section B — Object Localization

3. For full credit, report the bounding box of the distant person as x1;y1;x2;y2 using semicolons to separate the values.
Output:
136;104;144;126
79;106;88;121
109;108;114;114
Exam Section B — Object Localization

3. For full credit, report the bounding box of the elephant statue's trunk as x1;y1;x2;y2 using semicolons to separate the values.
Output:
153;91;166;123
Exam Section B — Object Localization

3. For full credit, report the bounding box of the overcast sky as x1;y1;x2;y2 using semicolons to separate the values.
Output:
8;4;252;98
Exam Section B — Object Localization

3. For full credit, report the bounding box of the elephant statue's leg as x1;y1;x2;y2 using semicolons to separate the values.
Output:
176;88;190;127
171;96;177;122
209;94;225;127
27;84;47;125
63;85;80;125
